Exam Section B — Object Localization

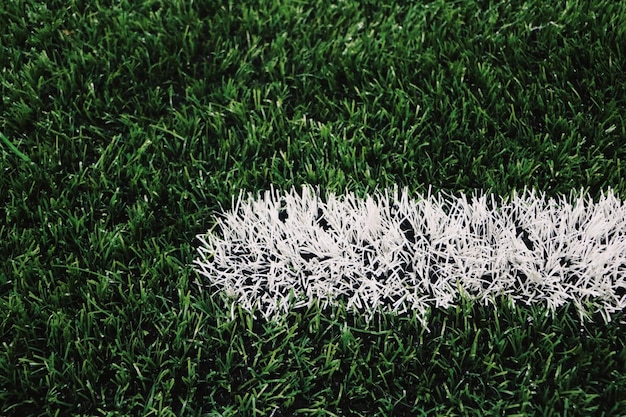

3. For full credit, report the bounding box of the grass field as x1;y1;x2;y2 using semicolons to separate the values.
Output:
1;0;626;415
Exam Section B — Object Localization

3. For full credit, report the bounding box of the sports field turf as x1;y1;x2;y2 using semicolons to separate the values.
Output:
1;0;626;415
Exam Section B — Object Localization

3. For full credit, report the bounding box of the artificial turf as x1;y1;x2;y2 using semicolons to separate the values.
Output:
1;0;625;415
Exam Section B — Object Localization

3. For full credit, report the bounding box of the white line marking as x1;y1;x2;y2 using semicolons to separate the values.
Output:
195;186;626;324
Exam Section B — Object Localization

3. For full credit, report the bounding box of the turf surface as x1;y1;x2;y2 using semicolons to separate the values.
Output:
1;0;626;415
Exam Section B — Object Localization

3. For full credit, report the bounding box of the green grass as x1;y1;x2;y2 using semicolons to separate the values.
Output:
1;0;625;415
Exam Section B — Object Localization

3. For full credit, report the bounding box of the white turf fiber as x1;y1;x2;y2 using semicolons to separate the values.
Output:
194;185;626;324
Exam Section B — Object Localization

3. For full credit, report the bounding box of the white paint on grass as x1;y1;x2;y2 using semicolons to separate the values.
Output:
194;185;626;324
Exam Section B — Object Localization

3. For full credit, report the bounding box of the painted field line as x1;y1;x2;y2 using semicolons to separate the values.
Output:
195;185;626;324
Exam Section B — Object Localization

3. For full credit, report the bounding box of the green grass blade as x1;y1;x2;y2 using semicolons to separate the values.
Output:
0;132;34;165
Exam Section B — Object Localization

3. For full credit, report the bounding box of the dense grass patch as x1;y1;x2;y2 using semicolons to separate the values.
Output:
1;0;625;415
